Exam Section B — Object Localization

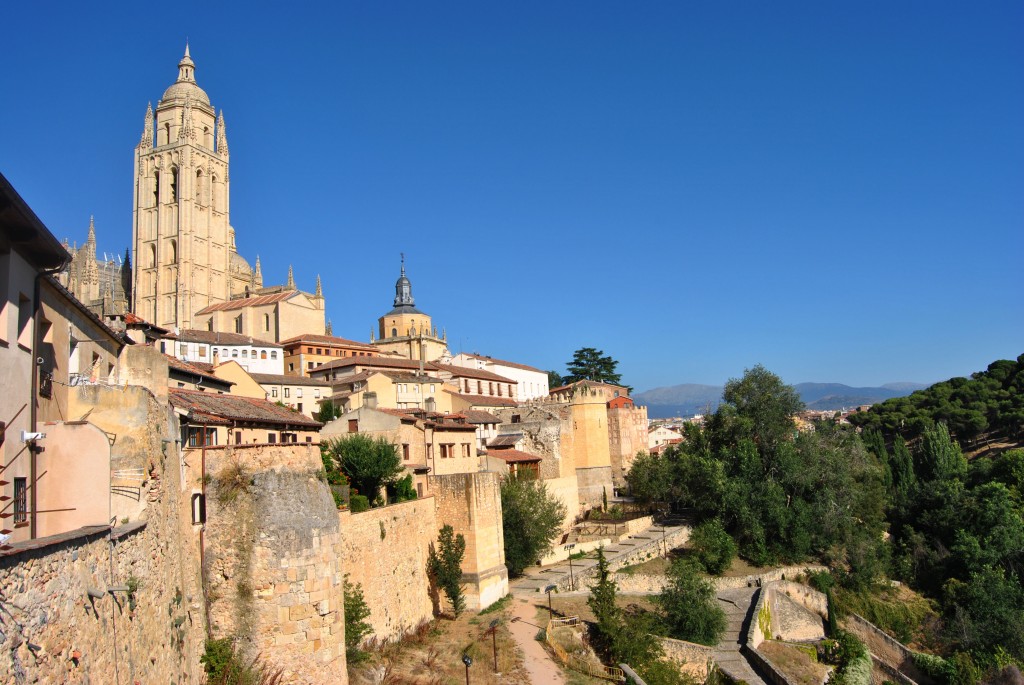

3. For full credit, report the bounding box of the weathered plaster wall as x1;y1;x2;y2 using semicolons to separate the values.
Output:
201;443;348;683
338;498;436;642
0;384;205;685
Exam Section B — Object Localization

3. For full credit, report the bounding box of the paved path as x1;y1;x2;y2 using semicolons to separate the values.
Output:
509;518;691;595
507;595;566;685
712;587;767;685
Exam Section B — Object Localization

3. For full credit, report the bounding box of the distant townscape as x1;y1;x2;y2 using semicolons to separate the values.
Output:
2;47;1021;685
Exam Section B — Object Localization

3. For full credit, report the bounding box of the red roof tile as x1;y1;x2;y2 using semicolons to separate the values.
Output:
195;291;298;314
169;388;322;428
435;363;517;384
487;448;542;464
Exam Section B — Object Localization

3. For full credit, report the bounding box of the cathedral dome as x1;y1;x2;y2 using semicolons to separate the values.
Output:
160;46;212;107
230;251;252;276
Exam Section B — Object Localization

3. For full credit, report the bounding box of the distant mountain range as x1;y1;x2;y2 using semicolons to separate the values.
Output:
634;381;929;419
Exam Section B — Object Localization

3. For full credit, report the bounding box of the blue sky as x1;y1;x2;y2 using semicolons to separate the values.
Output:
3;2;1022;392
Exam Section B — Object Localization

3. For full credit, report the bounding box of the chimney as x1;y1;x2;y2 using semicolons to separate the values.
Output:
364;391;378;410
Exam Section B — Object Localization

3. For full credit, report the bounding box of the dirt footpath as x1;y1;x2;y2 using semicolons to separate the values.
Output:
508;596;567;685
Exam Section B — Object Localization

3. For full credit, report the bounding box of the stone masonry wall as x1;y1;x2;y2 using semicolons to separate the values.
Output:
431;472;509;610
339;499;436;642
0;384;205;685
607;403;648;488
201;443;347;683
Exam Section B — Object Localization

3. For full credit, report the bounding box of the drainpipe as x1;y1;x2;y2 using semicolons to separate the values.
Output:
30;262;69;539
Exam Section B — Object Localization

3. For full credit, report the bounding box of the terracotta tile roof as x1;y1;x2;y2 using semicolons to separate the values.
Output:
166;355;232;385
434;364;517;384
312;356;440;373
549;379;628;394
169;388;322;428
280;333;376;350
460;409;501;424
487;448;542;464
459;353;545;374
167;329;282;347
447;392;518;408
249;372;332;387
488;434;521;448
195;290;298;314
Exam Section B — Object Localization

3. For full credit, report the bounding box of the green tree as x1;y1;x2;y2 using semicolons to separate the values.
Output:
658;558;727;645
547;369;564;389
343;575;373;661
500;475;567;576
328;434;403;506
563;347;623;386
428;524;467;617
720;364;804;456
588;546;619;641
314;399;342;424
689;519;737;575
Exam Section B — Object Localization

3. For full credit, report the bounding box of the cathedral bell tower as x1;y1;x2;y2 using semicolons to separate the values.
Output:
132;45;233;329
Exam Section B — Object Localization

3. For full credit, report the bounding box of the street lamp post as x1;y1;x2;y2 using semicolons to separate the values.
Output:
544;584;557;616
568;555;575;590
462;654;472;685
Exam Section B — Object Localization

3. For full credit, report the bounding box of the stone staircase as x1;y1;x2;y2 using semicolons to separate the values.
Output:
713;587;768;685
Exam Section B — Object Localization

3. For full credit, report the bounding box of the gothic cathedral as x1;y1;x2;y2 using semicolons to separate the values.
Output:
131;46;256;330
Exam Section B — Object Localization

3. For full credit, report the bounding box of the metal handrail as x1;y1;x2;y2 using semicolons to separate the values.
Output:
545;616;625;682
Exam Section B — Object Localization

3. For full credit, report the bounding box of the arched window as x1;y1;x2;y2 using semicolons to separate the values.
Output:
169;239;177;264
195;169;204;205
391;328;397;337
170;168;178;202
210;174;218;211
163;122;170;145
153;171;160;206
264;313;270;331
148;244;156;268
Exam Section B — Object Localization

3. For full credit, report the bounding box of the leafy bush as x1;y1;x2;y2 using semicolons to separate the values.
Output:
500;474;567;576
343;575;372;662
689;519;737;575
427;525;466;617
350;494;370;513
200;638;282;685
327;434;403;507
658;558;726;646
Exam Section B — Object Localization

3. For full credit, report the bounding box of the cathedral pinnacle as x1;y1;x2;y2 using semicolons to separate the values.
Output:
315;274;323;298
325;319;333;336
179;93;195;143
216;110;229;155
139;103;153;149
86;216;96;246
254;255;263;287
287;265;295;289
178;44;196;83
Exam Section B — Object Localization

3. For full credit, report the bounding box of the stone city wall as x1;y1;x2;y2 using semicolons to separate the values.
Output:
0;383;205;685
844;613;931;685
431;472;508;610
659;637;714;680
201;443;348;683
544;474;582;533
339;498;436;642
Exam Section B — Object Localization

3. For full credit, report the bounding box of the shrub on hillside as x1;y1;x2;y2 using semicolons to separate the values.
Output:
689;519;737;575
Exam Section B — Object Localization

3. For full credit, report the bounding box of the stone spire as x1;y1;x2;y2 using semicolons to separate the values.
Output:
254;255;263;288
393;253;414;308
216;110;229;155
178;43;196;83
325;319;333;336
287;265;295;289
122;247;132;306
139;103;153;149
315;274;323;297
86;216;96;250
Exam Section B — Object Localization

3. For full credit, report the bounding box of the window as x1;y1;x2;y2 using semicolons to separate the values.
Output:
271;388;278;398
402;444;410;461
463;444;470;458
314;389;320;398
17;293;32;349
272;351;278;360
477;381;482;394
307;347;314;354
268;433;277;444
231;350;238;358
264;314;270;331
430;384;435;393
260;350;267;359
242;350;248;358
191;493;206;524
284;388;290;398
288;362;294;371
187;427;217;447
199;345;207;357
234;315;242;334
307;362;314;370
170;168;178;202
348;419;358;432
13;478;27;524
235;432;242;445
316;348;323;355
512;415;521;424
489;382;494;395
296;388;303;398
497;384;502;397
297;403;303;412
440;444;455;459
427;444;433;459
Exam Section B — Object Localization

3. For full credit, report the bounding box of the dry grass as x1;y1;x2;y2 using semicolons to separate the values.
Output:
758;641;830;685
547;594;661;624
348;608;530;685
618;547;772;578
